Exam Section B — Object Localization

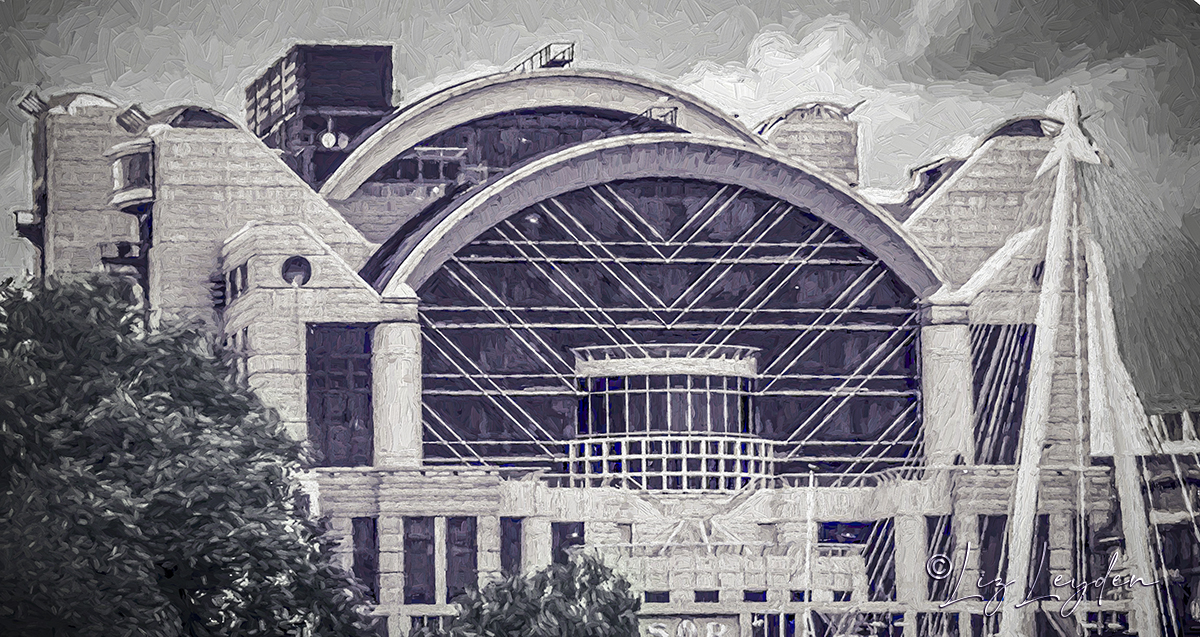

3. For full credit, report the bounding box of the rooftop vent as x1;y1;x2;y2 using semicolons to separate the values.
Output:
116;105;151;134
17;90;48;117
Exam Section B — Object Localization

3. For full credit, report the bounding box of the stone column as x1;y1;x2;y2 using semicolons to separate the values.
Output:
952;514;980;601
373;296;422;468
477;515;501;586
328;516;356;573
524;518;553;574
919;303;974;468
895;514;928;605
434;516;448;605
378;515;405;607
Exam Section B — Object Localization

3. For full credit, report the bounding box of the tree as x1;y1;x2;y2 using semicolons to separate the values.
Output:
422;553;642;637
0;274;380;637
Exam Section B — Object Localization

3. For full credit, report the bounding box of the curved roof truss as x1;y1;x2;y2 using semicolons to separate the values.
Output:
320;69;763;200
377;133;945;300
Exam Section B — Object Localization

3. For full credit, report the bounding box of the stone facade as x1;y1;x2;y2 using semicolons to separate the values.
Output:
14;48;1192;637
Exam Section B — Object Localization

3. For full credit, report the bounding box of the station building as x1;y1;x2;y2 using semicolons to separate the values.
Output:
11;43;1200;637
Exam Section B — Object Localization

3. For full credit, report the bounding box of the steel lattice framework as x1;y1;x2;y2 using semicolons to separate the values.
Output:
417;177;922;475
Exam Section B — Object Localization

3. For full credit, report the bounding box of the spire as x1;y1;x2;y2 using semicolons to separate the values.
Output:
1036;90;1102;178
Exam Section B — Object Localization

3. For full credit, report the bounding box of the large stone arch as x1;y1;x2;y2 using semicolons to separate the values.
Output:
320;69;762;200
377;133;945;299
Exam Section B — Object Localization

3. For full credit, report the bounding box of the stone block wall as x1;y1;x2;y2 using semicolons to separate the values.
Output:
43;105;138;275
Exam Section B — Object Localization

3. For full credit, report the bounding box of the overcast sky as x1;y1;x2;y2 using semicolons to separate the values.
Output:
1;0;1199;280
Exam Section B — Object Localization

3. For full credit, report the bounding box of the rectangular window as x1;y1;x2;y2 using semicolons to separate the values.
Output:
352;517;379;603
971;324;1036;464
832;591;851;602
751;614;796;637
119;152;153;189
926;515;954;601
551;522;584;565
500;517;523;576
411;616;442;634
404;517;435;604
1163;413;1185;441
446;516;477;603
978;514;1008;601
789;590;808;602
644;591;670;603
306;324;374;467
694;590;719;603
744;590;767;602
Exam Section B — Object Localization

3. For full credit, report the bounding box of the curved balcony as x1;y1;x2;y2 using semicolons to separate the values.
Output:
562;432;773;491
568;344;768;491
105;139;154;211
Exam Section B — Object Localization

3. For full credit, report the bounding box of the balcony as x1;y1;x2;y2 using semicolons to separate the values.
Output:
562;433;774;491
105;140;154;211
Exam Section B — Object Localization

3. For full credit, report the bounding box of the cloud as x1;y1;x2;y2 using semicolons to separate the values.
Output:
673;21;1199;207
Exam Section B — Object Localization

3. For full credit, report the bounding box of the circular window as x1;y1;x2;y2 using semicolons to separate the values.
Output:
281;256;312;287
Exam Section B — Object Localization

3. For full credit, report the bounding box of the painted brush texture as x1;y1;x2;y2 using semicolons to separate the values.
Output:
1;0;1198;402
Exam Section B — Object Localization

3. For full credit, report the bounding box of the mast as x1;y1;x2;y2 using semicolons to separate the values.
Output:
998;91;1101;637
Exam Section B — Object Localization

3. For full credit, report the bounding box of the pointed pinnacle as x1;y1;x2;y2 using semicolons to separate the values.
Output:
1037;89;1102;177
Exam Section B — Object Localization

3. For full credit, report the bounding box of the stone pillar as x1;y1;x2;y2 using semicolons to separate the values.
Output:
477;515;501;585
895;514;928;605
328;516;356;573
919;303;974;467
524;518;553;574
373;299;422;468
378;515;405;607
434;516;448;605
952;514;980;601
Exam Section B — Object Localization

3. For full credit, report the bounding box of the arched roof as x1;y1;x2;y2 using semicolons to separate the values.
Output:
320;69;763;200
151;105;238;129
375;133;945;299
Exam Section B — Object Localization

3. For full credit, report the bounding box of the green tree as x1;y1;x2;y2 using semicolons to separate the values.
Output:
424;553;642;637
0;275;380;637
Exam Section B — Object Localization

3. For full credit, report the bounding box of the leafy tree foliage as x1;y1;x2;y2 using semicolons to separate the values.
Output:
422;553;641;637
0;275;380;637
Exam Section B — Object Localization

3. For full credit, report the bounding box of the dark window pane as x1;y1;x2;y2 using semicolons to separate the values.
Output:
645;591;670;603
307;325;374;467
590;394;607;434
628;392;647;432
398;158;419;180
744;590;767;602
551;522;584;565
421;160;441;181
501;517;523;576
1163;413;1185;441
352;517;379;603
446;517;477;603
695;590;719;603
404;517;435;604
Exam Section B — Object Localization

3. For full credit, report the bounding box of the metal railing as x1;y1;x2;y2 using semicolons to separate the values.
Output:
511;42;575;73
